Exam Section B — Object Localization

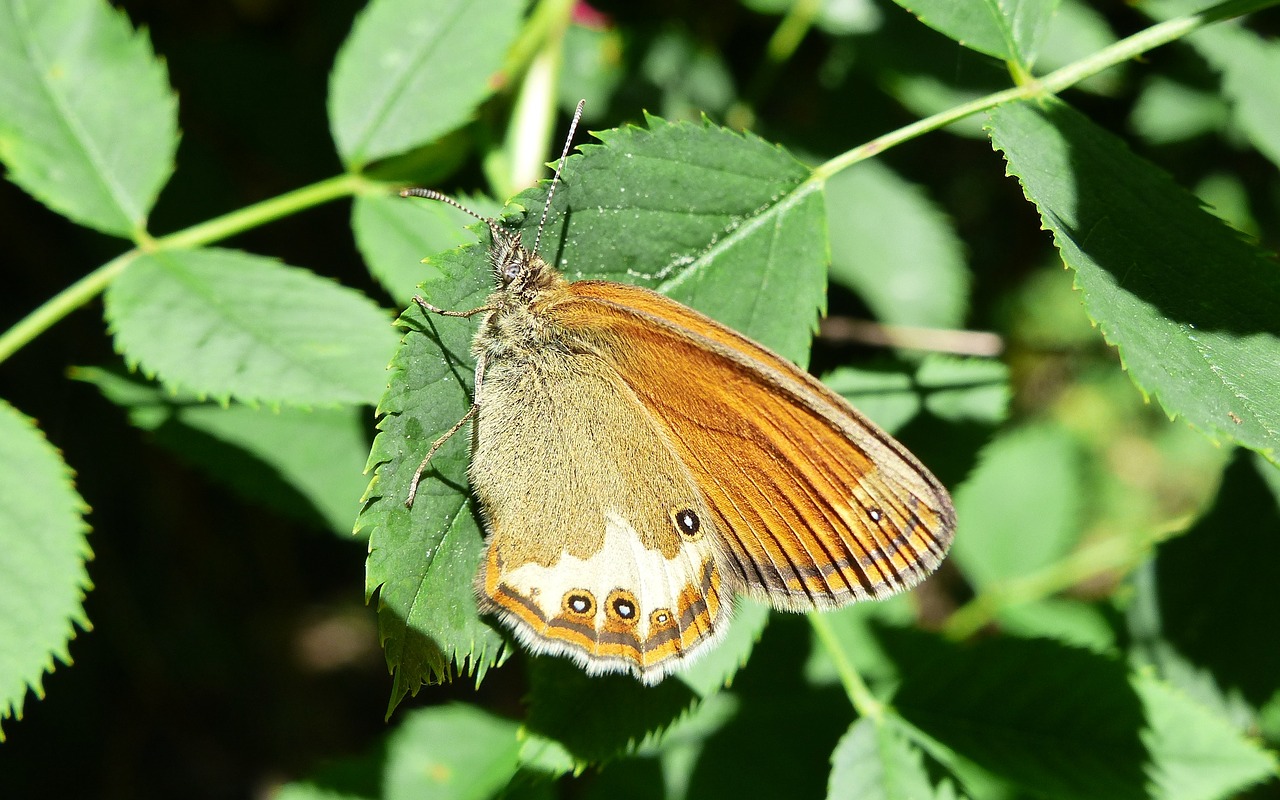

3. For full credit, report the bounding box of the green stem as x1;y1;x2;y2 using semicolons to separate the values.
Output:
809;613;884;720
764;0;820;69
811;0;1279;183
494;0;572;199
0;172;365;365
500;0;575;91
160;172;364;250
729;0;821;129
942;521;1181;640
0;250;135;365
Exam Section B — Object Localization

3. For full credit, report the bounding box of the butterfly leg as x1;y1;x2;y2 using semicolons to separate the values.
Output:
406;403;479;509
403;300;491;508
413;296;495;318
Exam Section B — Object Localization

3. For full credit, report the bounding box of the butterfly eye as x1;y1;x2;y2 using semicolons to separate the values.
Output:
488;232;528;286
563;590;596;617
503;259;523;284
607;589;639;622
671;508;701;539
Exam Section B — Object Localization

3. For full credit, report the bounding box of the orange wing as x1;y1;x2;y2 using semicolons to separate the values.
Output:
548;281;956;610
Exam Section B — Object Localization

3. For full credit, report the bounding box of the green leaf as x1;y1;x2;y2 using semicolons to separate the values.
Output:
105;247;399;406
1006;262;1101;348
384;704;521;799
573;692;740;799
73;367;370;535
353;190;501;307
0;0;177;236
676;599;770;696
360;281;505;694
1130;77;1230;146
328;0;524;168
1256;451;1280;505
1150;452;1280;710
635;30;736;120
1136;673;1277;800
524;657;699;764
358;116;823;691
648;691;741;794
276;704;522;800
950;421;1084;590
517;731;577;779
995;598;1116;652
887;630;1147;798
824;355;1010;436
879;629;1275;800
1194;172;1258;239
1186;23;1280;169
561;117;824;364
559;21;626;116
827;716;940;800
1035;0;1122;95
917;356;1010;425
826;160;970;330
890;0;1060;67
988;99;1280;461
660;614;857;798
0;400;92;738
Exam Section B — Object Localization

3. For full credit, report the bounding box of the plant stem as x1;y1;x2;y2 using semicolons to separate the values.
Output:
809;613;884;720
0;250;136;365
499;0;575;92
728;0;821;130
496;0;572;199
0;172;365;365
812;0;1280;183
161;172;364;250
942;520;1183;640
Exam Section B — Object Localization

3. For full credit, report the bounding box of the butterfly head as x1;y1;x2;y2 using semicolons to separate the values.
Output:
486;225;559;293
402;101;585;301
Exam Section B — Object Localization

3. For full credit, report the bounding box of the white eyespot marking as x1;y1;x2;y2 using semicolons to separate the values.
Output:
868;508;883;523
563;590;595;616
607;589;639;623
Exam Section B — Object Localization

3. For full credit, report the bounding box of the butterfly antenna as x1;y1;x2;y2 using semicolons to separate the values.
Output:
532;99;586;256
400;187;507;242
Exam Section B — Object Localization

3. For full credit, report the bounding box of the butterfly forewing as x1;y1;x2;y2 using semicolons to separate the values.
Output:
550;281;957;609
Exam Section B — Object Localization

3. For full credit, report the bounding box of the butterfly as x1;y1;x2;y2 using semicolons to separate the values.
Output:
401;102;956;684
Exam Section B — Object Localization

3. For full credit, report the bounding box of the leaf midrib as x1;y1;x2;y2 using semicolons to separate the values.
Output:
347;0;471;165
658;178;820;296
150;252;367;400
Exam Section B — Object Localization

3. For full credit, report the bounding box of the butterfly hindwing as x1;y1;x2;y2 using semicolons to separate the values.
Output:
469;339;733;683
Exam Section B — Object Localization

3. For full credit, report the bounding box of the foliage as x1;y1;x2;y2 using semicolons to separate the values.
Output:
1;0;1278;797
